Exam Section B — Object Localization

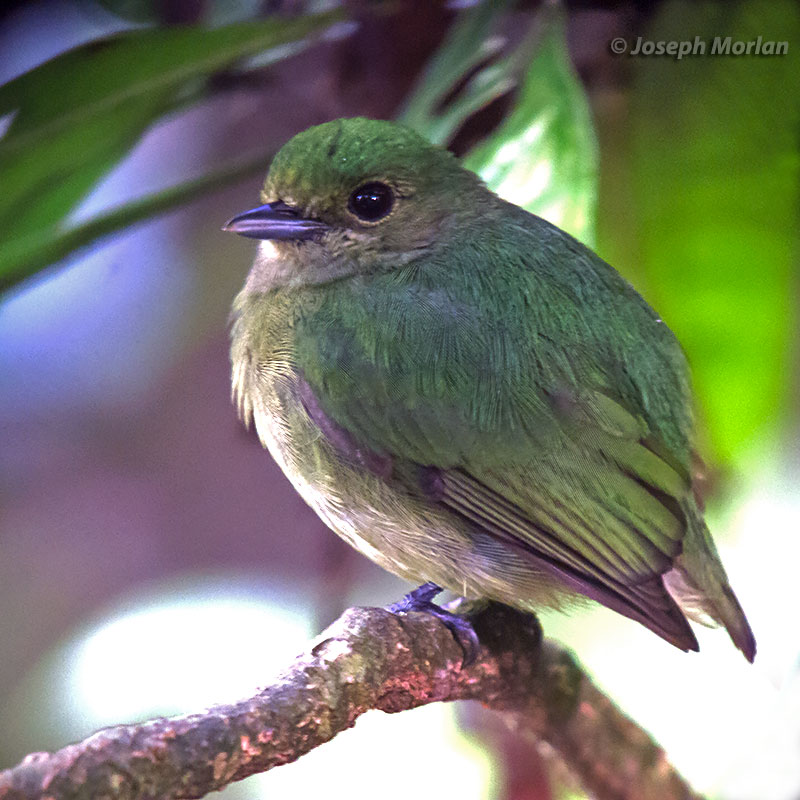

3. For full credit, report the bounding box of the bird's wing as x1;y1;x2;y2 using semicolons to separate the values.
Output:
293;265;698;650
430;385;697;649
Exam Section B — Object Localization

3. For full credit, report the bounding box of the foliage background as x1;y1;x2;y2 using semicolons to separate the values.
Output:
0;1;797;799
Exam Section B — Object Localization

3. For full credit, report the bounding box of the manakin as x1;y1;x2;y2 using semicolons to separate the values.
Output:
225;117;756;661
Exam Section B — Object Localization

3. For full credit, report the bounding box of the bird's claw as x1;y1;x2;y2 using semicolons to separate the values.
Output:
388;582;481;666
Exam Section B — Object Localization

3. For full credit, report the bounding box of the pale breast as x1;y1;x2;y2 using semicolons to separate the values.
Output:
249;357;429;582
231;292;427;581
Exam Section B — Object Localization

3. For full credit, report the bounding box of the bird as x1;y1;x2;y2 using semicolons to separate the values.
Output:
224;117;755;662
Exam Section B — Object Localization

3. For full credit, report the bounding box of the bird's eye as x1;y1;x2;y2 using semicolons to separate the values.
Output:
348;182;394;222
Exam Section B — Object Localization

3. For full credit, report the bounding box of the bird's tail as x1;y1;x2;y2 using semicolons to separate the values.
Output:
666;506;756;663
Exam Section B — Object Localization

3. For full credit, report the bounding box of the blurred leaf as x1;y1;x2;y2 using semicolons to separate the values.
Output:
399;0;516;145
632;0;800;467
0;151;274;295
463;6;597;244
0;9;342;293
400;1;597;244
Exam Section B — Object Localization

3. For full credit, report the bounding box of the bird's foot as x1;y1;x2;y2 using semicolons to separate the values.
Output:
388;582;481;666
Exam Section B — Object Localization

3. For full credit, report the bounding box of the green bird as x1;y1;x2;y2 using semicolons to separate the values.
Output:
225;117;755;662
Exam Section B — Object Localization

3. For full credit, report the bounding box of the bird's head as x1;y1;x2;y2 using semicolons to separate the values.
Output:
224;118;491;290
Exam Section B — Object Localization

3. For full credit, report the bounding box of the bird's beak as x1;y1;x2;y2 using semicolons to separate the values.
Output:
222;200;328;241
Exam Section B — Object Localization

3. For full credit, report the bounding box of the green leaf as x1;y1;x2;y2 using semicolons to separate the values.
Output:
631;0;800;467
0;151;274;295
400;1;597;244
0;9;341;291
463;6;597;244
0;92;172;245
399;0;516;145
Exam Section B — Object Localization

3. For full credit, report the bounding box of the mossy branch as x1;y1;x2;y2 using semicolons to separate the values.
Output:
0;602;701;800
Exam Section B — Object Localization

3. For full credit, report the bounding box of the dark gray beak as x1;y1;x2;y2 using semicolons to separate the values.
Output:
222;200;328;241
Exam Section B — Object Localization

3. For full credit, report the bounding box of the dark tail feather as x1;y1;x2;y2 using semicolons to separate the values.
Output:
715;584;756;662
669;510;757;663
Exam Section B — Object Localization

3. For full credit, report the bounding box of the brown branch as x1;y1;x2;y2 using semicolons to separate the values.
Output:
0;602;702;800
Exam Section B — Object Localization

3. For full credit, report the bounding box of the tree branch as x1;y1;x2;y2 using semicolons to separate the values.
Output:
0;602;702;800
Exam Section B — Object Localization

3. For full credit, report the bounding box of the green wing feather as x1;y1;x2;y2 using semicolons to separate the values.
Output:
292;210;699;649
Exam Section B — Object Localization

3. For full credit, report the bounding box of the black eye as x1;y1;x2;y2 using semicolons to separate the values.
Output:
348;182;394;222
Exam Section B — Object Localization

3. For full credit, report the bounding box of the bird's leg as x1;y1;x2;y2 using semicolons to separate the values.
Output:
389;581;442;610
388;582;481;666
